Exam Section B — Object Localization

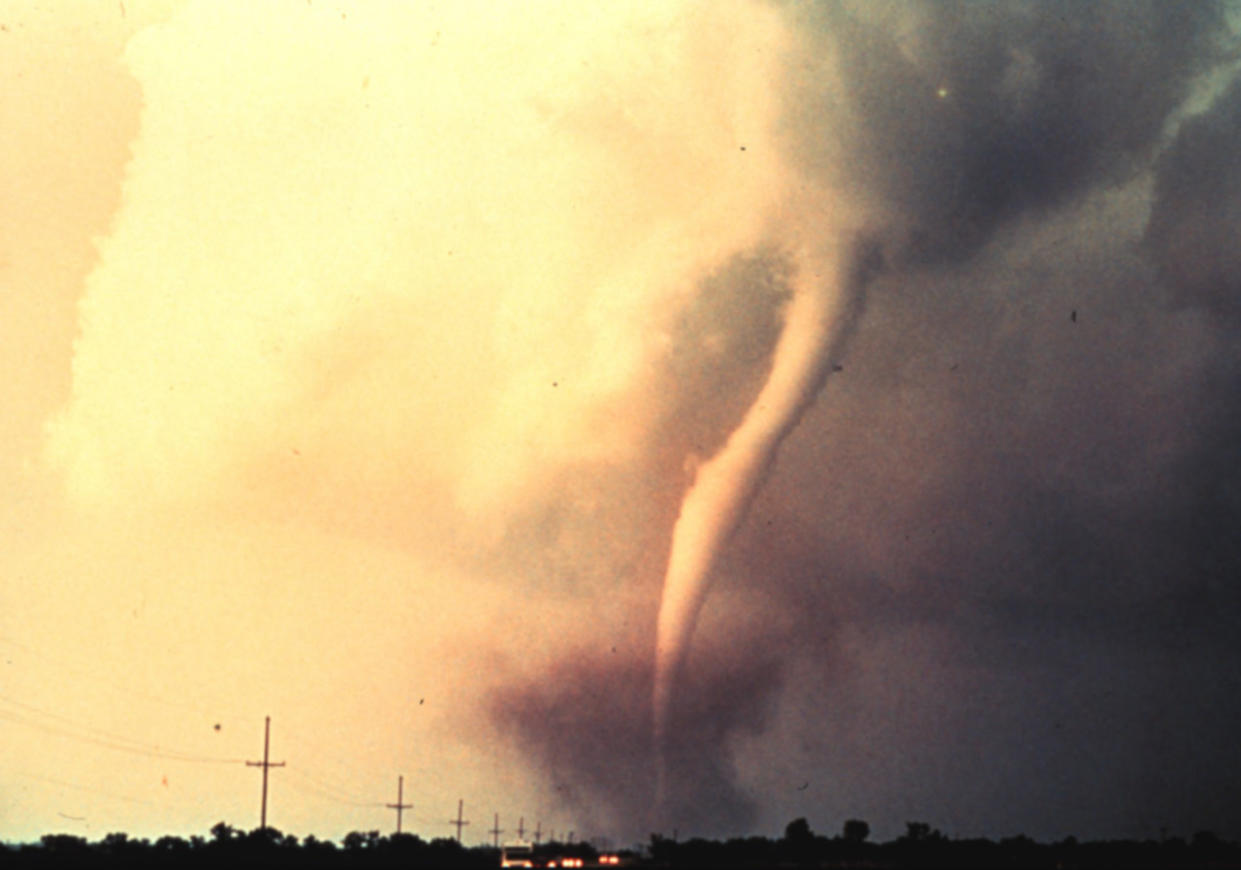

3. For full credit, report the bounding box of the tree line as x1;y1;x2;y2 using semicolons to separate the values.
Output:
647;818;1241;869
3;818;1240;869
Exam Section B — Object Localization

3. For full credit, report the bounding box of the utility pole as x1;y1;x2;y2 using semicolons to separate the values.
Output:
450;799;469;843
245;716;285;830
517;817;525;840
534;821;542;845
386;775;412;835
489;812;503;848
568;830;575;843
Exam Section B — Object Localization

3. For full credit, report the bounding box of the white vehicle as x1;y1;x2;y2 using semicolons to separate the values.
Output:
500;840;535;868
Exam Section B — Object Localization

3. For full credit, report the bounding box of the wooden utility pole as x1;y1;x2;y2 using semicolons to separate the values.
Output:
534;821;542;845
450;799;469;843
245;716;285;830
386;775;412;834
517;817;525;839
489;812;503;848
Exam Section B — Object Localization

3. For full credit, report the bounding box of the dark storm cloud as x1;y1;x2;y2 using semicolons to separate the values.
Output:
739;0;1241;677
786;1;1230;261
722;226;1241;837
732;83;1241;844
1146;73;1241;319
751;0;1241;649
720;0;1241;836
484;0;1241;843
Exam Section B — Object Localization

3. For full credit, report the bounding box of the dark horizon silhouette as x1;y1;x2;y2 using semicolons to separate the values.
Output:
5;817;1241;869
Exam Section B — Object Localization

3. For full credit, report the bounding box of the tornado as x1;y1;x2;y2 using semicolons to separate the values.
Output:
653;234;871;803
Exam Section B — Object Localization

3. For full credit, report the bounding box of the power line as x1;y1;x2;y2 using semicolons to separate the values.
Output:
277;726;443;812
1;636;456;837
0;695;246;764
282;766;384;808
0;634;245;722
0;690;403;820
8;768;159;808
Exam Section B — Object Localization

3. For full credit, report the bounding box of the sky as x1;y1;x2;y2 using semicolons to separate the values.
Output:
3;0;1241;849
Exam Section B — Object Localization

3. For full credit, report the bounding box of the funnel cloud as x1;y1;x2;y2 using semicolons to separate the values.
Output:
652;237;871;793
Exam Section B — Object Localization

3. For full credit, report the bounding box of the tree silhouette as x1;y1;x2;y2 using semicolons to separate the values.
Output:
783;817;813;843
210;821;240;843
343;830;382;851
901;821;944;843
842;818;870;844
